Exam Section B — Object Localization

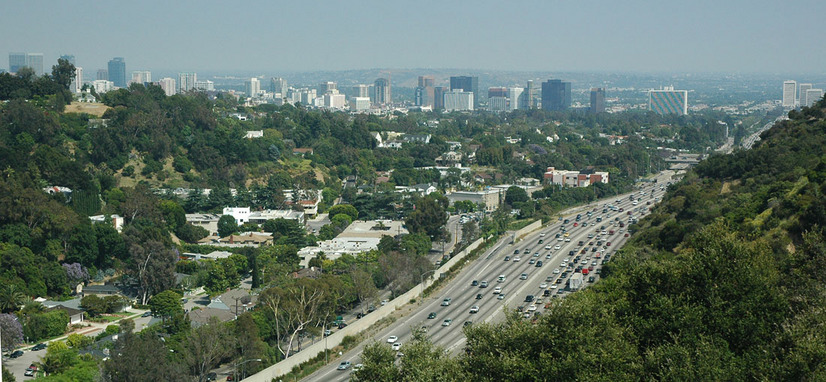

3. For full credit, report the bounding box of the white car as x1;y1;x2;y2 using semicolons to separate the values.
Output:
387;336;398;343
392;342;402;351
513;256;521;262
564;238;571;242
497;294;505;300
528;305;537;311
539;232;546;237
553;268;560;274
550;284;558;289
544;245;552;250
554;245;561;250
493;287;502;294
469;306;480;314
539;283;548;289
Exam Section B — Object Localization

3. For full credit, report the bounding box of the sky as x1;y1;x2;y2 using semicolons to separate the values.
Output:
1;0;824;75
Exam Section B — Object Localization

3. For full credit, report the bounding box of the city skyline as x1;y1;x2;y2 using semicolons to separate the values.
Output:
1;1;825;75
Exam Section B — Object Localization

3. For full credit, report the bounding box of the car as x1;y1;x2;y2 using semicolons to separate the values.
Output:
606;242;612;246
387;336;398;343
497;275;506;282
528;305;537;311
555;278;563;284
428;312;437;319
537;239;543;244
32;343;47;351
471;280;479;286
142;311;153;317
441;298;451;306
381;299;389;306
624;233;630;237
26;364;37;372
525;294;535;302
513;249;520;254
539;232;546;237
442;319;453;326
588;276;596;283
392;342;402;351
504;256;511;261
535;261;543;267
206;372;218;381
595;268;602;274
25;369;35;377
545;253;552;259
513;256;521;262
479;281;488;288
476;293;483;300
337;361;352;370
544;245;552;250
520;273;528;280
469;306;480;314
539;283;548;289
338;322;347;329
545;276;554;282
528;259;536;265
493;286;502;294
324;329;332;336
544;289;552;296
582;268;590;275
10;350;23;358
463;321;473;327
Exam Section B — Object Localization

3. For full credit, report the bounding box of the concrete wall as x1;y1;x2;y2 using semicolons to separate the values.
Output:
513;219;542;241
244;236;486;381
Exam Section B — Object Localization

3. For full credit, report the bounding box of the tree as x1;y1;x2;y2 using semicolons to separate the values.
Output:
159;200;186;232
101;332;183;382
149;290;183;319
80;295;106;317
93;222;128;265
400;232;432;256
128;240;177;305
51;58;76;90
405;194;448;241
504;185;529;206
0;284;26;313
182;318;233;382
22;309;69;342
351;267;378;312
327;204;359;221
176;223;209;243
0;313;23;352
218;215;238;237
258;278;333;360
41;340;78;375
65;223;99;267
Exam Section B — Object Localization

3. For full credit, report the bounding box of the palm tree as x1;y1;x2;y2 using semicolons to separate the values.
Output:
0;284;26;313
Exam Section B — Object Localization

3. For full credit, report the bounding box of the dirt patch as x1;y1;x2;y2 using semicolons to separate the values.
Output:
721;179;740;194
64;102;110;117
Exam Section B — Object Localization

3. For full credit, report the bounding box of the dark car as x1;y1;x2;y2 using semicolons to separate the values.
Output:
32;343;47;351
535;261;543;267
524;295;535;303
588;276;596;283
476;293;483;300
10;350;24;358
504;256;511;261
141;311;153;317
471;280;479;286
206;372;218;381
428;312;437;319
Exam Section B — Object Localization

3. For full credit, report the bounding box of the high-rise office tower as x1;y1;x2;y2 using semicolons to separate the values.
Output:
434;86;448;110
59;55;76;66
270;77;288;95
488;87;508;98
541;79;572;111
25;53;44;76
318;81;337;94
108;57;126;88
9;53;26;73
450;76;479;106
245;78;261;97
782;80;797;108
130;71;152;85
194;80;214;91
521;80;536;109
96;69;108;81
415;76;435;107
373;78;391;105
590;88;606;114
805;89;823;108
178;72;197;92
798;83;813;107
508;87;523;111
353;84;369;98
444;90;474;111
158;78;177;96
71;67;83;93
648;86;688;115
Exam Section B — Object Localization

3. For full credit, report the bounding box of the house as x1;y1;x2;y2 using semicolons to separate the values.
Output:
293;148;314;156
198;232;273;247
89;214;125;233
81;284;122;297
474;173;493;184
292;266;322;279
46;305;85;325
435;151;462;166
185;213;222;236
403;134;431;144
244;130;264;139
187;307;237;327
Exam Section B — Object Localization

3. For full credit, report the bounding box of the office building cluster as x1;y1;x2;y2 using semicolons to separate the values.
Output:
782;80;823;109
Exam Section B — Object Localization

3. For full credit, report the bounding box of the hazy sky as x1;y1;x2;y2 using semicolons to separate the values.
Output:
2;0;823;74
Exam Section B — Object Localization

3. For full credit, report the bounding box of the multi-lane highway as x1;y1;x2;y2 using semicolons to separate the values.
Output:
305;172;673;381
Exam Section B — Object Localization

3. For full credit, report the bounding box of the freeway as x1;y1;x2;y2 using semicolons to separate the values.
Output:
305;172;674;381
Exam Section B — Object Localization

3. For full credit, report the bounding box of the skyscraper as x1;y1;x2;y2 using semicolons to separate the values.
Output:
541;79;572;111
353;84;369;98
96;69;108;81
443;90;474;111
798;83;813;107
318;81;337;94
415;76;435;107
245;78;260;97
158;78;177;96
373;78;391;105
521;80;536;109
178;72;197;92
434;86;448;110
8;53;26;73
26;53;44;76
450;76;479;106
71;67;83;93
59;55;76;66
805;89;823;108
590;88;606;114
782;80;797;108
270;77;288;95
648;86;688;115
488;87;508;98
508;87;523;111
108;57;126;88
130;71;152;85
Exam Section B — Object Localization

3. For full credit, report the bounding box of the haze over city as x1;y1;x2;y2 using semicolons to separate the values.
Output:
2;0;825;74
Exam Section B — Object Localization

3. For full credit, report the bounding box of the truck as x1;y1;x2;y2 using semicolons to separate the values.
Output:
569;273;584;291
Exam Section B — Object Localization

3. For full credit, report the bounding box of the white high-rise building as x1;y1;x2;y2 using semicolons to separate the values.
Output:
488;97;508;112
158;78;176;96
508;87;524;111
71;67;83;93
351;97;371;111
444;90;474;111
324;91;346;109
245;78;260;97
782;80;797;108
92;80;114;93
130;71;152;85
194;80;214;91
178;72;197;92
805;89;823;108
353;84;369;98
798;83;813;107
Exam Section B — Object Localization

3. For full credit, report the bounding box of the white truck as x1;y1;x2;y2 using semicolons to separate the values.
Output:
568;273;584;291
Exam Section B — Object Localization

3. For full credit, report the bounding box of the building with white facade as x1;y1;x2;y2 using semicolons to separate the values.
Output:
353;84;369;98
447;190;502;211
158;78;176;96
351;97;371;111
298;220;408;268
444;90;474;111
543;167;609;188
270;77;287;95
508;87;524;111
91;80;114;93
798;83;813;107
782;80;797;108
179;72;197;92
71;67;83;93
488;96;509;112
195;80;214;91
130;71;151;85
245;78;261;97
806;89;823;107
323;91;346;109
223;207;251;225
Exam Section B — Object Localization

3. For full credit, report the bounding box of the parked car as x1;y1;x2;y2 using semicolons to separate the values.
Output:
10;350;23;358
32;343;47;351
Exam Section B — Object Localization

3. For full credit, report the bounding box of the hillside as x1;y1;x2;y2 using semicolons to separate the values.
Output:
355;99;826;380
